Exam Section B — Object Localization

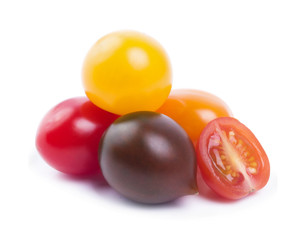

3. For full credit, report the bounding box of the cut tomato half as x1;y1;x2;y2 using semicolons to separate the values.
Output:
196;117;270;200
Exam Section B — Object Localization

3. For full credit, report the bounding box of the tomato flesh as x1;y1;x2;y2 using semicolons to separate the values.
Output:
197;117;270;199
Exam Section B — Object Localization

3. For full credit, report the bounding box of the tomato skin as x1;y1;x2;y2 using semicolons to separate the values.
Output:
100;111;197;204
157;89;232;146
197;117;270;200
82;30;172;115
36;97;119;175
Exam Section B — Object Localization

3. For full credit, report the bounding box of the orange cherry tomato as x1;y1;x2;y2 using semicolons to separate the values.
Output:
82;31;172;115
157;89;232;146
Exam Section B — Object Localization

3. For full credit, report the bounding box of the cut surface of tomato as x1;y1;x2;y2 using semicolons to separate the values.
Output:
197;117;270;200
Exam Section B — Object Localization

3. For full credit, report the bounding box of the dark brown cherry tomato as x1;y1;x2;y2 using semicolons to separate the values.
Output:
99;111;197;204
36;97;119;175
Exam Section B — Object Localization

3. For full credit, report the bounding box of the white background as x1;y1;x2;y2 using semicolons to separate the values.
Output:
0;0;303;239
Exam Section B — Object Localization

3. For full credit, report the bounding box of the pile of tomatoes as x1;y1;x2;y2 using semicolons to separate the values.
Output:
36;31;270;204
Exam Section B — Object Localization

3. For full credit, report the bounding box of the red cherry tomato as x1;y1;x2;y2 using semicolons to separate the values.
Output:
36;97;119;175
197;117;270;200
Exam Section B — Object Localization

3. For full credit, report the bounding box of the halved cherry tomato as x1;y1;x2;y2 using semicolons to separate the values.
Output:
197;117;270;200
157;89;232;146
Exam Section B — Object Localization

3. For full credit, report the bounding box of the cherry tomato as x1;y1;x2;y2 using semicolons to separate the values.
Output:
157;89;232;146
36;97;119;175
196;117;270;200
82;31;172;115
100;112;197;204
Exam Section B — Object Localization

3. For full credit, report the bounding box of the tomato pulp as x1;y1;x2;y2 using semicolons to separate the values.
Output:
157;89;232;146
197;117;270;199
36;97;119;175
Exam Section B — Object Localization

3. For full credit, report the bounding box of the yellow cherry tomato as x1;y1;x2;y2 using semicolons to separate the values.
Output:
82;31;172;115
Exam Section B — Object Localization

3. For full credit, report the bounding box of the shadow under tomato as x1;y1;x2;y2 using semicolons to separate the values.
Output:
30;150;192;208
115;192;186;209
57;170;184;208
58;171;110;188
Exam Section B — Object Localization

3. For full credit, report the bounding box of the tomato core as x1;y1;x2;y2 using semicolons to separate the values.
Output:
209;125;260;192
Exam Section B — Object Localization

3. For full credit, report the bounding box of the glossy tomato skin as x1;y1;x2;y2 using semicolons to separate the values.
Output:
197;117;270;200
36;97;119;175
82;30;172;115
157;89;232;146
100;112;197;204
